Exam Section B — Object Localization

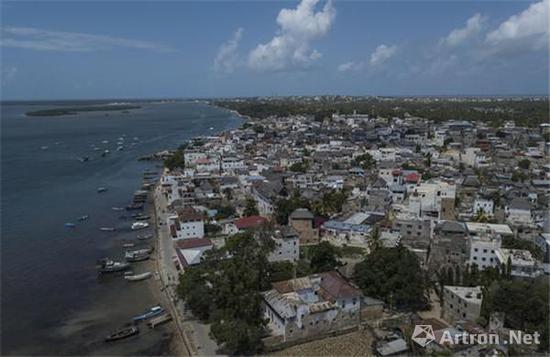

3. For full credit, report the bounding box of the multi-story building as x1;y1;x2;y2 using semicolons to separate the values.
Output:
261;272;363;343
168;207;204;240
289;208;319;245
442;285;483;323
268;227;300;263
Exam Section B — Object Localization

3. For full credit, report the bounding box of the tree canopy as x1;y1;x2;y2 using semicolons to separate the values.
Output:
354;244;430;311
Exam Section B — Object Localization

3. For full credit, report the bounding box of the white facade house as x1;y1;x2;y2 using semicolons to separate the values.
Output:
473;198;494;217
506;199;533;225
468;235;501;270
495;249;542;279
442;286;483;323
168;207;204;240
268;227;300;263
221;156;246;171
462;148;490;168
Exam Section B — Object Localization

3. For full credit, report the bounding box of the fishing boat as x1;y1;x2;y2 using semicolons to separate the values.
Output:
137;233;153;240
126;203;144;210
64;222;76;228
97;259;130;274
125;272;152;282
112;207;124;211
100;227;116;232
77;215;89;221
147;313;172;328
122;243;135;248
131;222;149;230
104;325;139;342
134;215;150;221
97;187;107;193
132;306;164;322
41;146;49;150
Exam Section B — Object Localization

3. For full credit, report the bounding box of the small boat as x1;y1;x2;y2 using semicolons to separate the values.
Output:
100;227;116;232
64;222;76;228
148;313;172;328
101;140;109;144
125;272;152;282
77;215;89;221
101;150;109;157
122;243;135;248
41;146;49;150
97;259;130;274
134;215;150;221
131;222;149;230
116;146;124;151
112;207;124;211
133;306;164;322
126;203;144;210
79;156;89;162
124;271;134;276
104;326;139;342
137;233;153;240
209;127;214;130
97;187;107;193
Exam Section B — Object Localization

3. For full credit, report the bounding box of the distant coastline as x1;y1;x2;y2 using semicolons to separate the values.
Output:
25;104;142;117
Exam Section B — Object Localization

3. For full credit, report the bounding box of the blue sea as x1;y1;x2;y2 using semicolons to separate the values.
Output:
1;100;241;355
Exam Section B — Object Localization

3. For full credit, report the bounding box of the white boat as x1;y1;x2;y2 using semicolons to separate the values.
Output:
100;227;116;232
131;222;149;230
125;272;152;282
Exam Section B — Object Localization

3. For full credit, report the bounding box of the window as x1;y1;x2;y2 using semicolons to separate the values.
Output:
474;248;478;252
483;249;488;253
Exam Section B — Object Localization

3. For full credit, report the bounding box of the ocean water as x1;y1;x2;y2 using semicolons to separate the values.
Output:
0;101;241;355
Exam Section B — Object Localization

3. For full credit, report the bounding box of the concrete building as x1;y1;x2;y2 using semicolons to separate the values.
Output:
442;286;483;323
289;208;319;245
168;207;204;240
174;238;213;272
261;272;362;343
268;226;300;263
495;249;543;279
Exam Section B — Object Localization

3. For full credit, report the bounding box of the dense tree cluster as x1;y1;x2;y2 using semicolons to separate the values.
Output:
354;244;430;311
214;97;549;128
177;233;272;355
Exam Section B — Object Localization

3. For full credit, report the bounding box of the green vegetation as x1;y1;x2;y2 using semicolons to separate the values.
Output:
480;278;549;352
312;189;348;216
354;244;430;310
243;197;259;216
177;232;271;355
215;97;549;128
289;161;308;173
164;149;185;170
502;236;543;260
26;104;141;116
214;204;236;220
274;192;311;225
517;158;531;170
353;153;376;170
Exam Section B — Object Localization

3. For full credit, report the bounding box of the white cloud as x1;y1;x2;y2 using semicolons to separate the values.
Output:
486;0;549;50
213;28;243;73
1;27;177;52
337;61;364;72
248;0;336;72
369;44;397;66
440;13;486;47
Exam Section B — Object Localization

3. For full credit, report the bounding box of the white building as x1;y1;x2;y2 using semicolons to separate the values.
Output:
505;198;533;225
168;207;204;240
268;227;300;263
495;249;542;279
442;286;483;323
473;198;494;217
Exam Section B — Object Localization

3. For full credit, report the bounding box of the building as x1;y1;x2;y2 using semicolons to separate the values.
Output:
428;221;469;277
261;272;363;343
495;249;542;279
289;208;319;245
268;226;300;263
174;238;213;272
442;286;483;323
168;207;204;240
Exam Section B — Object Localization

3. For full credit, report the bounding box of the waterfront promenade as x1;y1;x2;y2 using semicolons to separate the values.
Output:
152;184;220;356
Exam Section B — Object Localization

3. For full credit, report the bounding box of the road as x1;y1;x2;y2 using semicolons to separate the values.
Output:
153;185;221;356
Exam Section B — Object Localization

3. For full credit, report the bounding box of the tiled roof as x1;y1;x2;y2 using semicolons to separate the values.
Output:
234;215;268;230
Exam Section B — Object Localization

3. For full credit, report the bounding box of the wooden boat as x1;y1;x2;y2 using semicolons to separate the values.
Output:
100;227;116;232
137;233;153;240
97;259;130;274
131;222;149;230
147;313;172;328
133;306;164;322
64;223;76;228
125;272;152;282
104;326;139;342
97;187;107;193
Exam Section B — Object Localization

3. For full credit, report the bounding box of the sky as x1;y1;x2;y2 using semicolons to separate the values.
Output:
1;0;548;99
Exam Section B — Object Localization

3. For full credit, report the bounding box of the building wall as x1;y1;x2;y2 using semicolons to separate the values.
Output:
442;288;482;323
176;221;204;240
290;218;319;245
282;308;360;342
468;238;500;270
269;236;299;263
